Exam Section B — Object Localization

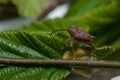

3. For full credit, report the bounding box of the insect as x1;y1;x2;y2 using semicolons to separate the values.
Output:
67;27;94;42
51;27;95;60
51;27;95;42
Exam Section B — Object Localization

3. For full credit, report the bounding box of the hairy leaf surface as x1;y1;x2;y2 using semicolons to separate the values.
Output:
0;31;70;80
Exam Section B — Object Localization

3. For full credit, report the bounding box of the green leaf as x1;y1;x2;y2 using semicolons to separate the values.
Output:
0;30;70;80
0;66;69;80
0;31;69;58
11;0;49;17
0;37;47;59
104;49;120;61
91;46;115;60
0;49;22;58
103;38;120;61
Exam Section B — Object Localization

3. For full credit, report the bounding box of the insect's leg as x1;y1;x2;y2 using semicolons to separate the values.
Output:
80;41;87;47
66;37;74;48
80;42;96;59
69;37;77;59
61;37;73;50
70;39;74;48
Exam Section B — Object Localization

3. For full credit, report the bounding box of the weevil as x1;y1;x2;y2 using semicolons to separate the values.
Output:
67;27;94;42
51;27;95;42
51;27;95;59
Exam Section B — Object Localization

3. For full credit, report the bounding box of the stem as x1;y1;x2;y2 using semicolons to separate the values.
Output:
0;57;120;68
37;0;72;20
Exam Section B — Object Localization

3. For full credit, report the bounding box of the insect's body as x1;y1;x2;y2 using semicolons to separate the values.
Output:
67;28;94;42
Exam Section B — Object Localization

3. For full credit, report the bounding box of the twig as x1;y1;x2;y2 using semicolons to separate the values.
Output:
0;57;120;68
37;0;72;20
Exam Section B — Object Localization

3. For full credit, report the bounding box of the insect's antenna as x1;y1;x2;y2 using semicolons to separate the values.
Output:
50;29;67;37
